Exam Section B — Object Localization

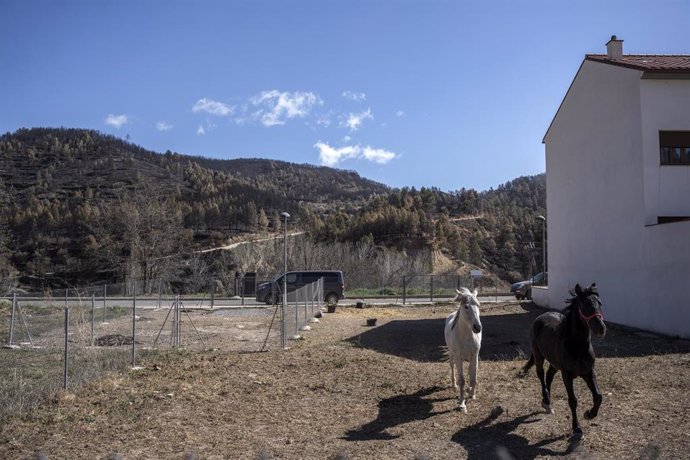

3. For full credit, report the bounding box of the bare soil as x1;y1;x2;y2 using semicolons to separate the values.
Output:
1;302;689;459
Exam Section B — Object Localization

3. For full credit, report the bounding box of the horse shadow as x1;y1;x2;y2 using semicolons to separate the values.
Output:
346;309;537;363
451;406;583;459
342;385;453;441
346;303;690;362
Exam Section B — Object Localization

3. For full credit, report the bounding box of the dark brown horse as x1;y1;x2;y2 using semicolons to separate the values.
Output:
521;283;605;438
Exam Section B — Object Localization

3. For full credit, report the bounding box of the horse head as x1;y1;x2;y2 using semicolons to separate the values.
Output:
453;287;482;334
573;283;606;337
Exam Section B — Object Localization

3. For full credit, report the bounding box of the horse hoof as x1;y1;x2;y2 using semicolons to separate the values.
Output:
458;403;467;413
571;429;584;441
542;402;554;414
584;409;597;420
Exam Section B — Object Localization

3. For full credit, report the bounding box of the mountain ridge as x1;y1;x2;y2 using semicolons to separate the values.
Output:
0;127;545;291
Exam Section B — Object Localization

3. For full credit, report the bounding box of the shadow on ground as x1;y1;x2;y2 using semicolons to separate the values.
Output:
342;386;454;441
346;303;690;362
451;406;581;459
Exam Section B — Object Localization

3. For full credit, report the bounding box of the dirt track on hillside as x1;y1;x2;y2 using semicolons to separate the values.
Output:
1;302;689;459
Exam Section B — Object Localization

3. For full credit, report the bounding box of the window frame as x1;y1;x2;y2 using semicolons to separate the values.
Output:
659;131;690;166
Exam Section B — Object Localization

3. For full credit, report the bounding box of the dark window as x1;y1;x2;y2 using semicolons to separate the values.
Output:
659;131;690;165
657;216;690;224
301;273;319;283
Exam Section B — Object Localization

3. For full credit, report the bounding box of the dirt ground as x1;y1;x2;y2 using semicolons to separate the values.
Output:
1;302;689;460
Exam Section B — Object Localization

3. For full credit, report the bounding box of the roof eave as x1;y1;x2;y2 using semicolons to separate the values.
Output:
542;60;586;144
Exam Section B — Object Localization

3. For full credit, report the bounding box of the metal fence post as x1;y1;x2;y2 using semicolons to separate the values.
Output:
402;275;406;305
103;284;107;322
430;275;434;302
210;280;215;309
8;292;16;347
157;279;162;310
63;306;69;389
132;281;136;368
91;293;95;346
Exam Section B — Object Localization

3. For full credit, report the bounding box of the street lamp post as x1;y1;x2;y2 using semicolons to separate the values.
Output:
536;215;546;285
281;212;290;349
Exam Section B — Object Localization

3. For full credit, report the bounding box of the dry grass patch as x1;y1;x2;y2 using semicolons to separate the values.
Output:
1;303;689;459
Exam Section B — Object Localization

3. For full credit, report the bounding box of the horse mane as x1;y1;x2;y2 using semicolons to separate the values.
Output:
451;287;478;330
563;284;599;316
454;287;475;300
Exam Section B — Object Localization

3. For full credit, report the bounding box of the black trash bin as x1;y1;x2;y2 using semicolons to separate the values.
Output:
242;272;256;297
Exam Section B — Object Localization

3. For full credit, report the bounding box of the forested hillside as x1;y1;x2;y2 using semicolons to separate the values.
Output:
0;128;545;293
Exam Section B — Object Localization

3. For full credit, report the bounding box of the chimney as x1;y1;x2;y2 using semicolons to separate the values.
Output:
606;35;623;60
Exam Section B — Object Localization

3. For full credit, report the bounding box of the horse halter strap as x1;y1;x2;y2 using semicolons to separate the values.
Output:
578;301;603;326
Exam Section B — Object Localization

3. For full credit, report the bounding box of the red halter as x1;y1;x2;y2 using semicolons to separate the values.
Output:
578;303;604;326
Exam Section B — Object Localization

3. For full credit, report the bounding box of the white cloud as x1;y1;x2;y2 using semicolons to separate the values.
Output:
343;108;373;131
396;110;405;117
314;142;359;167
342;135;351;142
342;90;366;102
362;146;397;164
196;120;217;135
156;121;173;131
105;114;128;128
192;98;233;116
251;90;321;126
316;115;332;128
314;142;397;167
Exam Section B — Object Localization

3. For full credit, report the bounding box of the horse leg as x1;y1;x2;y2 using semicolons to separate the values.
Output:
467;354;478;400
543;364;558;414
448;353;457;389
534;352;551;413
583;369;603;420
455;357;467;412
562;371;582;437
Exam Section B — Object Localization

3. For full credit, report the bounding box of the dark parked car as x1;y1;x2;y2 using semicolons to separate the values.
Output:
510;272;546;300
255;270;345;305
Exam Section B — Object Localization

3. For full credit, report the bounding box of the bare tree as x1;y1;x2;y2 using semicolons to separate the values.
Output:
94;181;191;293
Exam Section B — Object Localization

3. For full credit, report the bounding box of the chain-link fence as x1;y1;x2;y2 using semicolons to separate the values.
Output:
342;274;505;304
0;286;318;423
280;278;324;347
1;271;508;422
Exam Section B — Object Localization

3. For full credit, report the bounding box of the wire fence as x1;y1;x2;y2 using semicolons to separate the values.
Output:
0;277;328;423
6;271;509;302
280;278;324;347
0;272;507;422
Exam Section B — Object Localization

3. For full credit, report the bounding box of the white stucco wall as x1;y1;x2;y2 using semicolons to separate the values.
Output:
544;60;690;338
641;221;690;337
640;78;690;224
531;286;549;308
544;60;649;327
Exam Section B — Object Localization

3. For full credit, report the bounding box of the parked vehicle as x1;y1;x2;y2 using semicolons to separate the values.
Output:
511;272;546;300
255;270;345;305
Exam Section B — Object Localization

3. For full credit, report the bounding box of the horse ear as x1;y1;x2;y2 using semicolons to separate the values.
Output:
575;284;583;295
455;289;462;295
472;288;478;297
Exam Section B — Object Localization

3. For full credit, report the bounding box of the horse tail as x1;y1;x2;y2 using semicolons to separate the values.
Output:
518;354;534;378
440;345;451;362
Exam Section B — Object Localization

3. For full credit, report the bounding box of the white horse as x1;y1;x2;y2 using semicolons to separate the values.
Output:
444;287;483;412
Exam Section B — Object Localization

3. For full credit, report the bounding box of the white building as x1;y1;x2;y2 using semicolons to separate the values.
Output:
541;37;690;338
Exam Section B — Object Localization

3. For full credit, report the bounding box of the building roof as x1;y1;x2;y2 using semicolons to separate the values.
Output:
585;54;690;73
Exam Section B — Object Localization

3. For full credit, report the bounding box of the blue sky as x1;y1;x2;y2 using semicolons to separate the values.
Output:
2;0;689;192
